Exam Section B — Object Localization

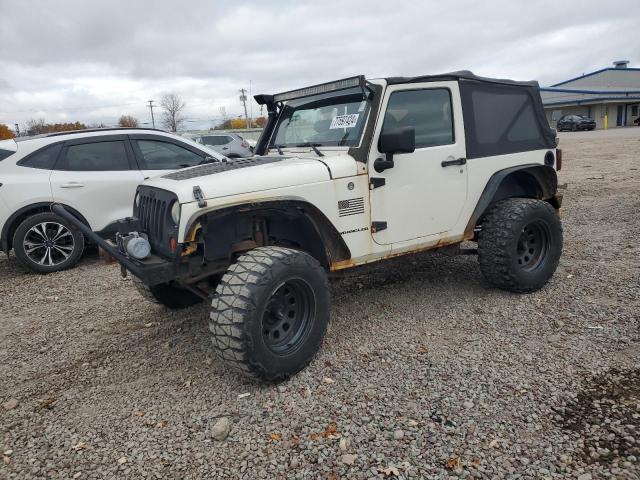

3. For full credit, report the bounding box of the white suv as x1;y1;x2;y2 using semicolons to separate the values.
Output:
0;128;223;273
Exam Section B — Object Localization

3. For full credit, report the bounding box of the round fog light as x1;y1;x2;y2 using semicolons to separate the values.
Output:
126;236;151;260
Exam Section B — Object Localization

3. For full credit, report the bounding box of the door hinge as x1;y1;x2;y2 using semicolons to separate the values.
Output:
193;186;207;208
369;177;386;190
371;221;387;233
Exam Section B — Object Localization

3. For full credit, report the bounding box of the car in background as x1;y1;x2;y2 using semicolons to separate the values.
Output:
556;114;596;131
0;128;224;273
193;133;254;158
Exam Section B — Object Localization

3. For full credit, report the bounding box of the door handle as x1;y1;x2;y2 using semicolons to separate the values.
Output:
441;157;467;167
60;182;85;188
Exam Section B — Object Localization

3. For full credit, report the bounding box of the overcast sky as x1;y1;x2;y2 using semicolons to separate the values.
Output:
1;0;638;131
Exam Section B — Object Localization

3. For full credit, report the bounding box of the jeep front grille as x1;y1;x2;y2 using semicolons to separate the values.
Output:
135;186;178;257
138;195;167;241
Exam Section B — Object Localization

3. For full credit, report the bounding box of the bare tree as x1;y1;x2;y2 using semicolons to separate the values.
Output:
26;118;46;136
118;115;139;128
160;93;186;132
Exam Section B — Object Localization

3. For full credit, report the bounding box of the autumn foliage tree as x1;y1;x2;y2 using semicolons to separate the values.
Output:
253;116;267;128
25;118;87;136
229;118;248;129
0;124;16;140
118;115;139;128
214;116;267;130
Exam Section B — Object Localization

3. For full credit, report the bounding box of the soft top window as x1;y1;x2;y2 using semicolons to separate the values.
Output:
382;88;454;148
460;81;555;159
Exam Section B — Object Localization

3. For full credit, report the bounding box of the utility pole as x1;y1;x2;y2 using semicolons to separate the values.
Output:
14;123;20;137
239;88;250;129
249;80;253;127
147;100;156;128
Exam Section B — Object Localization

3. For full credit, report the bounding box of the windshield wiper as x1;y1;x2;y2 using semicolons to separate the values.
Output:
271;144;285;155
198;155;217;165
296;142;324;157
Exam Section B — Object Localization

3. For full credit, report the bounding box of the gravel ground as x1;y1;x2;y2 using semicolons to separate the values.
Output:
1;128;639;479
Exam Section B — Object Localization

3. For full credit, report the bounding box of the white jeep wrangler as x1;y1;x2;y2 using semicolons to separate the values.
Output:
55;71;563;381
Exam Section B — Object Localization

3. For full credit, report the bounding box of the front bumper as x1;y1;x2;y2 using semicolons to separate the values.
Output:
51;204;177;286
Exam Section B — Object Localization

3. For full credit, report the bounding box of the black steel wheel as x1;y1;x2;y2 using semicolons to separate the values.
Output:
262;279;315;355
12;212;84;273
209;247;329;381
516;220;550;272
478;198;563;292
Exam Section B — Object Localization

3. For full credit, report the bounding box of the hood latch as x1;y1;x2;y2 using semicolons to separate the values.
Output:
193;186;207;208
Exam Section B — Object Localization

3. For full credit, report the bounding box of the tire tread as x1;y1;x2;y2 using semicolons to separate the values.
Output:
478;198;562;293
209;246;328;380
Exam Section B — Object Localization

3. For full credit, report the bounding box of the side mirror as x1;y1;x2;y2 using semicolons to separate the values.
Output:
379;126;415;155
374;126;415;173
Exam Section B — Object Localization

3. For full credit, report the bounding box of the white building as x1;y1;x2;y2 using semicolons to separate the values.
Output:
541;61;640;129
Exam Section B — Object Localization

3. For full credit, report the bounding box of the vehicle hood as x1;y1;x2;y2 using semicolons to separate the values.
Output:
142;154;358;203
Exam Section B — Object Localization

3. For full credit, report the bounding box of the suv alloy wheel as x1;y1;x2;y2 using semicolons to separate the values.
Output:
12;213;85;273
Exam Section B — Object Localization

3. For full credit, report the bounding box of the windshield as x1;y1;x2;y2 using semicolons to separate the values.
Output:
271;89;369;148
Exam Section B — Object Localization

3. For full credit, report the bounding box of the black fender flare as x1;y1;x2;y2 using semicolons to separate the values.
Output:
193;200;351;267
464;164;558;238
1;202;90;252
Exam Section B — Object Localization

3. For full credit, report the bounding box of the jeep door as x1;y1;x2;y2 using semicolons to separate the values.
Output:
49;135;144;233
368;81;468;245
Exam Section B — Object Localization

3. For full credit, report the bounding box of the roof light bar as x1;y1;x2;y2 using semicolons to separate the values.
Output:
273;75;364;103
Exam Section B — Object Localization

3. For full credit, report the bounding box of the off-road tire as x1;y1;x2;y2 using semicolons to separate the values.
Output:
13;212;84;273
209;246;329;381
132;276;203;309
478;198;562;293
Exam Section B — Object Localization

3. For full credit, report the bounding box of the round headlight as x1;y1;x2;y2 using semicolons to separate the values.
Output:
170;201;180;225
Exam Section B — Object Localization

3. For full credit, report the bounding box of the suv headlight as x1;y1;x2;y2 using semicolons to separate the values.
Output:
170;201;181;225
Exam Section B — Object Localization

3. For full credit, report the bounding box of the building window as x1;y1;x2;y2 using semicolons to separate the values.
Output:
632;105;639;116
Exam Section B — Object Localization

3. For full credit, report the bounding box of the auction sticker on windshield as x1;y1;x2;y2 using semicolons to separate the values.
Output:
330;114;359;129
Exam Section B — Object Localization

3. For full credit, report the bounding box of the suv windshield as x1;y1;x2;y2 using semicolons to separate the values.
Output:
271;89;369;148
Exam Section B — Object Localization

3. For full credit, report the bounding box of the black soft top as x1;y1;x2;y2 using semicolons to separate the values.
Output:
385;70;540;88
385;70;554;159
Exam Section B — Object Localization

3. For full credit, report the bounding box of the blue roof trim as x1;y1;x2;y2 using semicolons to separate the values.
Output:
541;87;640;94
550;67;640;87
543;96;640;107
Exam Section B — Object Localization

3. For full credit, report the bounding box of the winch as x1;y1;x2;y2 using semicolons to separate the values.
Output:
117;232;151;260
